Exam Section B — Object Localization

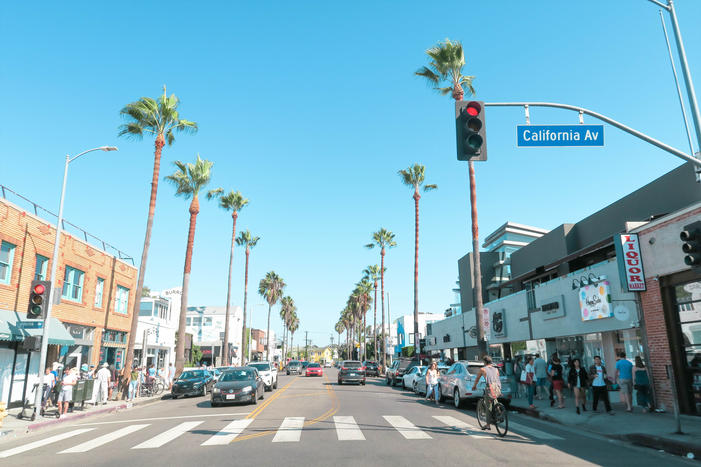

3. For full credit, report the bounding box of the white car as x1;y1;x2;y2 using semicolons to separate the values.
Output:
438;361;512;408
248;361;278;391
402;365;425;390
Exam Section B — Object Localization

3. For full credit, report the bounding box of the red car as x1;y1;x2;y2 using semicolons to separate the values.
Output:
305;363;323;376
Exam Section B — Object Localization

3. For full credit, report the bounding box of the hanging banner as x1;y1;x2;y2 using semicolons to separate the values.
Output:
579;281;612;321
482;308;491;340
614;233;647;291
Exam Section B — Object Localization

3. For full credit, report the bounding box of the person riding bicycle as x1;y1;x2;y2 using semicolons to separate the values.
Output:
472;355;502;430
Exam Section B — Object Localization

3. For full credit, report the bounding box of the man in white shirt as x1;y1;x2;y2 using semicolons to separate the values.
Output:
167;363;176;390
58;368;77;417
95;363;111;405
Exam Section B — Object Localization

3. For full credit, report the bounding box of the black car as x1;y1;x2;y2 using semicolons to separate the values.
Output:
338;360;365;385
211;367;264;406
363;360;379;377
171;369;214;398
287;361;302;375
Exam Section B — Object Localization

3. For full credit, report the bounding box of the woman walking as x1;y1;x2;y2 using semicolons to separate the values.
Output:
524;356;537;409
567;358;588;414
425;362;440;404
512;356;523;398
550;356;565;408
633;356;652;412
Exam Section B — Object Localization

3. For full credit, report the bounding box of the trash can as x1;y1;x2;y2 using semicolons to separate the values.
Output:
82;379;95;409
72;380;86;409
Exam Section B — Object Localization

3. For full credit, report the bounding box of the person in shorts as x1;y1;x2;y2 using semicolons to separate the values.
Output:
58;367;77;417
615;351;634;412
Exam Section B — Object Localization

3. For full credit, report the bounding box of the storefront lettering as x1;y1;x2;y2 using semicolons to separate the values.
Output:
616;233;647;291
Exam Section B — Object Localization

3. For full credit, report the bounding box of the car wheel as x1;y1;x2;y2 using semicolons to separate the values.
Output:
437;385;444;403
361;380;365;386
202;385;207;397
338;380;342;385
454;388;462;408
274;379;278;389
413;382;418;393
386;378;391;386
212;401;220;408
260;390;264;400
251;393;257;405
402;380;406;389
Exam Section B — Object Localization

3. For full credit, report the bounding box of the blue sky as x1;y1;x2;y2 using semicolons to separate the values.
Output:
2;1;700;346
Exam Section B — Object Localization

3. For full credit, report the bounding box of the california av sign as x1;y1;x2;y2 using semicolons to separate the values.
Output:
517;124;604;147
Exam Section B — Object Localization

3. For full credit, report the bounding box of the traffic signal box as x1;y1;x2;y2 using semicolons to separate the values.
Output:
680;221;701;270
27;280;51;319
455;100;487;161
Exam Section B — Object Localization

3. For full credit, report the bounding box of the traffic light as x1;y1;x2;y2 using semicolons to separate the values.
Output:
680;221;701;269
27;280;51;319
455;100;487;161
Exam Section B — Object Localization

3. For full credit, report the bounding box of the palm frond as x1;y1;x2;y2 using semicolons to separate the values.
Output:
423;183;438;192
207;187;224;200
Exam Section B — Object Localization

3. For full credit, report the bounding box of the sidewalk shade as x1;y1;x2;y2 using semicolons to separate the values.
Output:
0;309;75;345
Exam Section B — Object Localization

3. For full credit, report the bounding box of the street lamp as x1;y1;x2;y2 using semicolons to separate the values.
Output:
33;146;118;416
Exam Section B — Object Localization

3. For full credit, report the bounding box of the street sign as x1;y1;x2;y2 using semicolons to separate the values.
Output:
517;124;604;147
17;320;43;329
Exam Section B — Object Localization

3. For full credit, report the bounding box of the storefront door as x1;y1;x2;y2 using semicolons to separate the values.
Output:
672;279;701;414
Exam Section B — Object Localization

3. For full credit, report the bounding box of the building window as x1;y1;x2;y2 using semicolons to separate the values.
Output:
140;302;154;317
0;241;16;285
115;286;130;314
35;254;49;281
192;317;202;326
186;317;192;326
94;277;105;308
62;266;84;302
203;317;212;326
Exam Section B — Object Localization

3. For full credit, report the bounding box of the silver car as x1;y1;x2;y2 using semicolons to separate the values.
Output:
414;366;448;396
401;366;426;390
438;361;511;408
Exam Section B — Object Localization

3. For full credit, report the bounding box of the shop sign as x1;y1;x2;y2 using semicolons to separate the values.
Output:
579;281;612;321
67;325;84;339
491;309;506;338
482;308;491;340
538;295;566;320
614;233;646;292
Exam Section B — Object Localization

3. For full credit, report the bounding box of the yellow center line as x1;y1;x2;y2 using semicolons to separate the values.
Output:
277;391;328;400
245;377;297;420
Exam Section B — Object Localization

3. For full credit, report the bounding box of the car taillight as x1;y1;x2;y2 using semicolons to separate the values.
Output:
341;367;347;371
361;367;366;371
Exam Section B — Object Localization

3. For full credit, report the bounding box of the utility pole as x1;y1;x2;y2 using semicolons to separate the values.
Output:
305;331;309;360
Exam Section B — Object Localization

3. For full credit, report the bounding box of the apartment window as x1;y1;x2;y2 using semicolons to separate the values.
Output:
140;302;154;317
186;317;192;326
0;241;16;285
94;277;105;308
192;317;202;326
62;266;84;302
35;254;49;281
203;317;212;326
115;286;130;314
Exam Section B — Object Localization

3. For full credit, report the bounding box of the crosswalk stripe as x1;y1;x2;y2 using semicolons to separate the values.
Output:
508;421;564;440
272;417;305;442
0;428;95;458
383;415;432;440
432;415;491;439
59;424;149;453
132;421;204;449
201;419;254;446
334;416;365;441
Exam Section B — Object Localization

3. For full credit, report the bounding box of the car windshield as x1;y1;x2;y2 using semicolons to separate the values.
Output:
308;363;320;368
288;361;300;366
220;370;254;382
249;363;271;371
179;370;205;379
344;361;362;368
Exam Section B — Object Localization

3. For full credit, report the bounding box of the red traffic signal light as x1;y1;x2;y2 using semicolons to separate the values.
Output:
33;283;45;295
455;101;487;161
465;101;481;116
28;280;51;319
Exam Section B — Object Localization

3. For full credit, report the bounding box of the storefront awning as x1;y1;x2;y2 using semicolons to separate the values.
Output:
0;309;75;346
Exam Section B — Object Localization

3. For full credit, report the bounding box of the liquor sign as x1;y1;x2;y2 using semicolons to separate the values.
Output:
614;233;647;291
579;281;612;321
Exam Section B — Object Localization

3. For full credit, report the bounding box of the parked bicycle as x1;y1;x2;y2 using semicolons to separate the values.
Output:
139;378;164;397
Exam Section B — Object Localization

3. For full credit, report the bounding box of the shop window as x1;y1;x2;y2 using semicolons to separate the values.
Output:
94;277;104;308
0;241;16;285
674;280;701;413
34;254;49;281
115;286;130;314
62;266;84;302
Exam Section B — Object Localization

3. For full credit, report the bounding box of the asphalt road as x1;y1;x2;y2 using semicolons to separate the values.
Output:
0;368;695;467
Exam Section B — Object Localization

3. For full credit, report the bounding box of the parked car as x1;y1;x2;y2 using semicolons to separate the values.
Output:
386;358;420;386
171;369;214;398
306;362;323;377
338;360;365;385
414;365;449;396
248;361;278;391
437;361;512;408
211;367;264;406
402;365;425;390
323;361;332;368
363;361;379;377
287;361;302;375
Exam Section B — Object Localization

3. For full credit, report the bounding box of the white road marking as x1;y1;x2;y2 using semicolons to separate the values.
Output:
334;416;365;441
383;415;432;440
59;424;149;453
272;417;305;442
132;421;203;449
0;428;95;458
201;419;253;446
432;415;491;439
73;412;251;426
508;421;564;440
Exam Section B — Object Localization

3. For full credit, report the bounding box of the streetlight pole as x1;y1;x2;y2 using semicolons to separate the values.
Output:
33;146;118;416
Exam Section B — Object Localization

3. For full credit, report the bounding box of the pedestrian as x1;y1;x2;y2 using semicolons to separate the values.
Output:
42;367;56;410
167;363;175;390
534;353;549;400
128;366;140;401
549;355;565;408
512;356;523;398
633;356;652;412
547;352;558;405
524;356;537;409
567;358;588;414
58;367;77;417
425;361;440;404
95;362;111;405
108;364;118;400
589;356;613;415
615;351;634;412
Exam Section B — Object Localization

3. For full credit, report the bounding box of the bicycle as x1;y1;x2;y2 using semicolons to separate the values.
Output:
139;379;165;398
476;395;508;437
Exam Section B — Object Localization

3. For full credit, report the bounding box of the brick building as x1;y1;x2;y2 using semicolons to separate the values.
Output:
0;187;137;407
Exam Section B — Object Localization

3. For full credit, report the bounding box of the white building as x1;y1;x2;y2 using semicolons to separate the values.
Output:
136;287;181;370
393;312;446;358
186;305;243;366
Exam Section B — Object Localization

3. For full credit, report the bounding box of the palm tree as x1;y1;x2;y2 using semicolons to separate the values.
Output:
165;155;214;375
258;271;286;361
352;279;373;361
279;296;296;363
207;189;249;365
363;265;382;361
416;39;486;354
365;228;396;369
118;86;197;375
398;164;437;360
288;313;299;358
334;321;344;359
236;230;259;362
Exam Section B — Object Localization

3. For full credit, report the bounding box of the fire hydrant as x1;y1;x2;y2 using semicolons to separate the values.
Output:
0;402;7;428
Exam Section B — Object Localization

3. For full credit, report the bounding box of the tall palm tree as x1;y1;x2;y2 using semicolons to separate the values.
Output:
165;155;214;375
334;321;344;359
365;228;396;369
258;271;286;361
236;230;260;362
363;265;382;361
118;86;197;375
279;296;296;363
416;39;486;354
353;279;373;362
398;164;437;360
207;189;249;365
288;313;299;358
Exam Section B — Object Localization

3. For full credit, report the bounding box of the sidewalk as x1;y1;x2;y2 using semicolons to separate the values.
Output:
509;392;701;459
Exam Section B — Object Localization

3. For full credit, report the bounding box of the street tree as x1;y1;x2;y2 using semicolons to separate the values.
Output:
236;230;260;362
279;296;296;362
363;264;383;361
258;271;286;361
365;228;397;368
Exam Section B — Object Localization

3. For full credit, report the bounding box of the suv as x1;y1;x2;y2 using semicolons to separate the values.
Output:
438;361;512;408
386;358;420;386
363;361;379;377
338;360;365;385
248;361;278;391
286;361;302;375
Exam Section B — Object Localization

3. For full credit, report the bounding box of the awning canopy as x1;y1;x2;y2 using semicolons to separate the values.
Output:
0;309;75;346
